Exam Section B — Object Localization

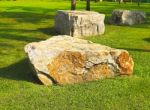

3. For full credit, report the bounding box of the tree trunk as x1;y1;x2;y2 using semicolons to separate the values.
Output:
138;0;140;6
86;0;90;11
124;0;126;4
71;0;76;10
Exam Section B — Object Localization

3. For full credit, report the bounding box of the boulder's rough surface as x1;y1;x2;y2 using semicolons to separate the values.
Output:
110;9;146;25
54;10;105;37
25;35;134;85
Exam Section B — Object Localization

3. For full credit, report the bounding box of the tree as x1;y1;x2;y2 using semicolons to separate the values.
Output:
71;0;76;10
86;0;90;11
137;0;141;6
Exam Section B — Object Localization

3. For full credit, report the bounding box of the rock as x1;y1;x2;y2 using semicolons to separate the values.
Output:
54;10;105;37
25;35;134;85
110;9;146;25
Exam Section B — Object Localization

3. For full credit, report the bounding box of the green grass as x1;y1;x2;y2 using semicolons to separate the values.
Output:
0;1;150;110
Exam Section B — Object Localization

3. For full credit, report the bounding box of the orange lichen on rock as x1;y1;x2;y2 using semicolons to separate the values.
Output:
117;52;134;75
47;51;86;85
85;64;114;81
47;51;116;85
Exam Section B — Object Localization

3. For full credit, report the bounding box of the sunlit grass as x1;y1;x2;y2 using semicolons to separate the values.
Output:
0;1;150;109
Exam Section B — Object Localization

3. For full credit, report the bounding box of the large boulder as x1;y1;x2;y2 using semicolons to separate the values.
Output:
54;10;105;37
110;9;146;25
25;35;134;85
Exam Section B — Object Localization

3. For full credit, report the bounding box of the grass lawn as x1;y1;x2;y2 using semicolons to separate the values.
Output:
0;1;150;109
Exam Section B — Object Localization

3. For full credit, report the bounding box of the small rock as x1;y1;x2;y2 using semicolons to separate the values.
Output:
110;9;146;25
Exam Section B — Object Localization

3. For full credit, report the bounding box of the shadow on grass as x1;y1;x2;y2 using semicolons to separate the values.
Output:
0;58;42;84
37;27;57;36
0;27;56;42
0;12;54;23
5;6;57;14
0;23;15;26
143;37;150;43
0;33;46;42
0;5;56;23
0;42;15;48
0;6;58;40
0;6;56;23
118;47;150;52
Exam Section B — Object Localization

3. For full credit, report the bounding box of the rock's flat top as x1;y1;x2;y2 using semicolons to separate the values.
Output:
58;10;105;16
113;9;145;13
25;35;134;85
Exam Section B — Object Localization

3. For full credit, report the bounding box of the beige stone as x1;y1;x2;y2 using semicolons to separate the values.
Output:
110;9;146;25
54;10;105;37
25;35;134;85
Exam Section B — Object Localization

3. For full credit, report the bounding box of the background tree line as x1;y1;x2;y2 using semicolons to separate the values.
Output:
71;0;149;11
